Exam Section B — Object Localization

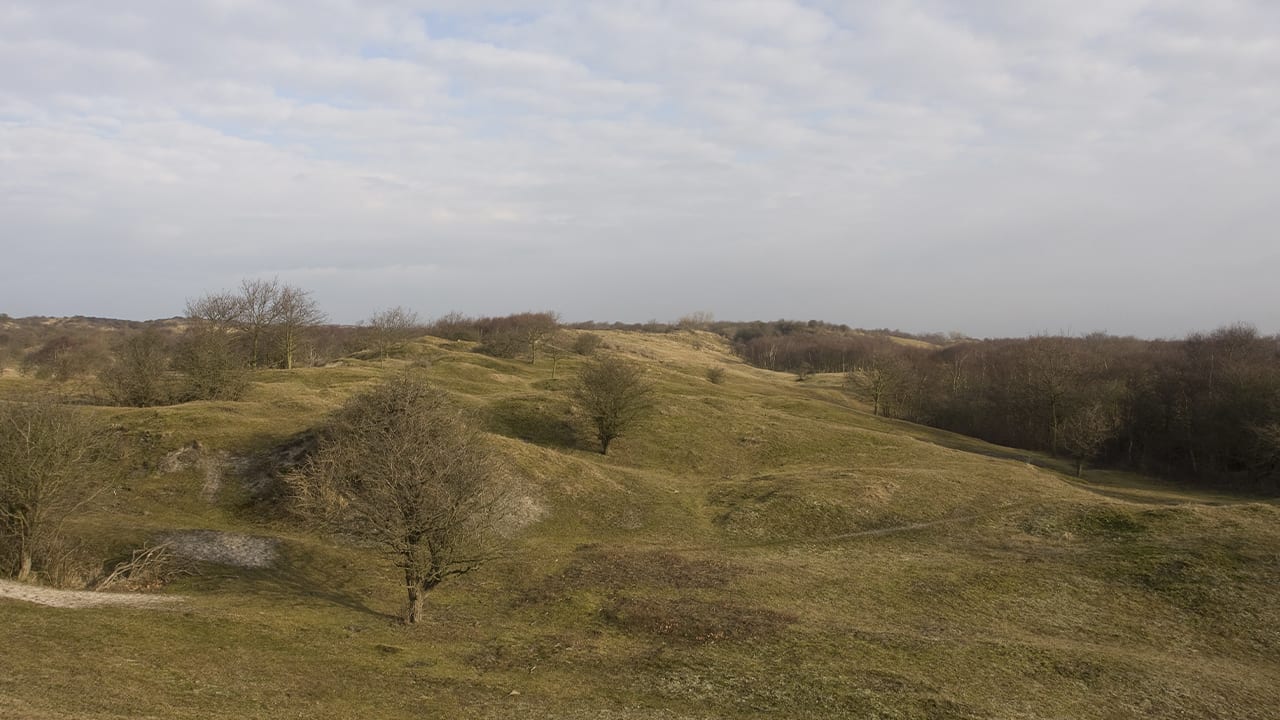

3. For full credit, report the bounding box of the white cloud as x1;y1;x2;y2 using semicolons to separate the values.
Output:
1;0;1278;335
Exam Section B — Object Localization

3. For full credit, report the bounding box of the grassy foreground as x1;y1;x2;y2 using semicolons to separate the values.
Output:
2;331;1278;719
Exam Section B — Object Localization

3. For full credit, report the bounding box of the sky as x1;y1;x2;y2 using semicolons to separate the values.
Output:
2;0;1278;338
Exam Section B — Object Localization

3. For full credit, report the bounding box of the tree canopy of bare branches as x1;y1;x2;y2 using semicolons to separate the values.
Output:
285;374;512;623
187;278;328;370
272;284;326;370
570;355;654;455
364;306;421;361
1060;402;1118;477
238;277;281;369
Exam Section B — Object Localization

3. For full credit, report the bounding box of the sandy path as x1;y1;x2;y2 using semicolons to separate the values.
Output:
0;579;185;609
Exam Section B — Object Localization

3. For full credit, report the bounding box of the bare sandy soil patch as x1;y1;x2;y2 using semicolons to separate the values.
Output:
0;579;184;609
158;530;280;568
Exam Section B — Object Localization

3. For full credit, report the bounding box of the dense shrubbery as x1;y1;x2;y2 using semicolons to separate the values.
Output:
426;311;559;361
101;330;173;407
728;321;1280;492
0;398;116;581
20;335;110;381
899;328;1280;490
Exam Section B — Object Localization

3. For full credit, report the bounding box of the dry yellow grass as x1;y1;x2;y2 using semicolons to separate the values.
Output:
1;331;1277;719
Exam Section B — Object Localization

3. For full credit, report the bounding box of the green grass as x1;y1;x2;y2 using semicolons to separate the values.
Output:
2;330;1279;718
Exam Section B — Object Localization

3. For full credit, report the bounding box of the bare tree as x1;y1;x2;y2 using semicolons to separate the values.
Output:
285;374;512;623
1018;337;1083;456
544;337;569;380
272;284;326;370
1060;402;1118;477
0;398;114;581
365;306;421;361
570;355;654;454
237;278;281;369
844;355;906;417
181;290;249;399
1251;423;1280;485
185;291;244;334
518;311;560;363
473;312;559;361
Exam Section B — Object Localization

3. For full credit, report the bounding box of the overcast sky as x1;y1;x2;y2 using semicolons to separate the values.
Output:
2;1;1278;337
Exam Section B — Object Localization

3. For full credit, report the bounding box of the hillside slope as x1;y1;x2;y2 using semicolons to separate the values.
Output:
2;330;1278;719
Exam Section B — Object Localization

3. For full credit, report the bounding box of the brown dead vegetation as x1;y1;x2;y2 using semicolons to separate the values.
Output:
602;596;794;644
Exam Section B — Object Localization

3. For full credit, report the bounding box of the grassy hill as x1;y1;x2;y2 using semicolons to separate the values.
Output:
2;330;1278;719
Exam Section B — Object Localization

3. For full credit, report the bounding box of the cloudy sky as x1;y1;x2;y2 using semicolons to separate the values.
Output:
2;1;1278;337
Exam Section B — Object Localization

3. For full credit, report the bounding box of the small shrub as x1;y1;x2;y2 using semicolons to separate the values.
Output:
101;330;172;406
173;329;249;401
95;543;196;591
573;332;603;356
0;399;116;581
706;367;726;384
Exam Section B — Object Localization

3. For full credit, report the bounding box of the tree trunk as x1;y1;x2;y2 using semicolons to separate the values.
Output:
404;572;441;624
17;550;33;582
406;584;423;624
1050;407;1059;456
404;566;424;622
1075;457;1083;477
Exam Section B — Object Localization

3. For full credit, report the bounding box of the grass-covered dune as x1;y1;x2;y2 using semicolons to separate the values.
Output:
2;330;1278;719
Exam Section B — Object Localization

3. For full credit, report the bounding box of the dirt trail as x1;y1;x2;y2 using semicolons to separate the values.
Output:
0;579;185;609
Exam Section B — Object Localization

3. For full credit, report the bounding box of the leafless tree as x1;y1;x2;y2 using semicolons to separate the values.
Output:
185;291;244;334
544;337;569;380
285;374;512;623
570;355;654;454
1018;337;1083;456
844;355;906;417
0;398;114;581
181;290;249;399
473;312;559;361
1059;402;1118;477
237;278;281;369
365;306;421;361
518;311;560;362
272;284;326;370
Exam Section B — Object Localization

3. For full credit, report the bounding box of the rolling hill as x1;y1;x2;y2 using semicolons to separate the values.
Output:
2;330;1278;719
